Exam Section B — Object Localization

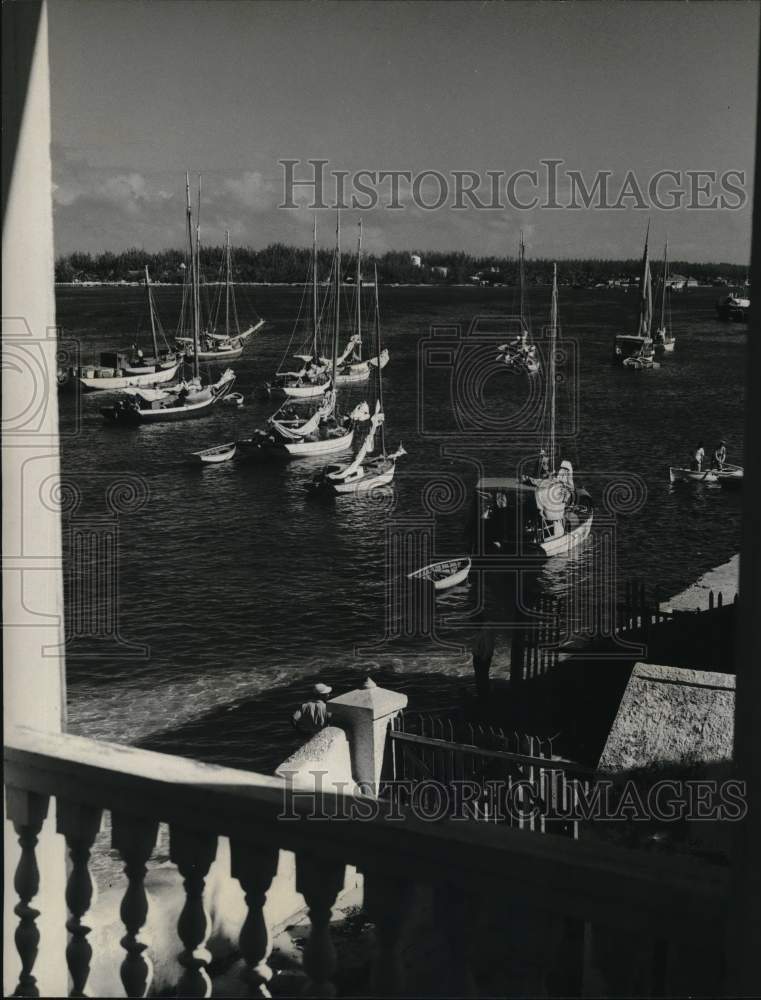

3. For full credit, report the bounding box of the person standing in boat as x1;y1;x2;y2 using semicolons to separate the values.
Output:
692;442;705;472
712;440;727;470
536;448;551;479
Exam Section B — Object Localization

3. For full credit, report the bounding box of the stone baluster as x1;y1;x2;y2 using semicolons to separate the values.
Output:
6;788;50;998
295;853;346;998
363;871;415;996
56;801;103;998
229;843;280;997
111;813;159;998
169;826;218;998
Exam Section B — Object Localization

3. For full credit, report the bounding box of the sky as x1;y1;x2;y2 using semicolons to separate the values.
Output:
48;0;759;261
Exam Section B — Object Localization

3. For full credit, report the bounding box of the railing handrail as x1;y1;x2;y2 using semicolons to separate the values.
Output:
389;729;600;777
5;725;730;936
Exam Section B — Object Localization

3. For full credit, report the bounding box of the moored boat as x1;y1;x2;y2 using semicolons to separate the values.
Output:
314;264;405;494
101;369;236;424
654;242;676;352
614;224;658;369
668;466;718;484
496;233;541;376
477;265;593;558
191;441;237;464
176;225;263;362
408;557;472;591
266;219;332;400
75;266;182;391
241;214;369;462
716;292;749;321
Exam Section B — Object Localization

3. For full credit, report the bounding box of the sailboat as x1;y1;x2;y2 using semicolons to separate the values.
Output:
654;242;676;352
266;218;332;400
496;232;541;376
316;265;405;492
238;213;368;459
613;224;658;369
321;221;390;385
101;175;236;423
176;186;263;362
74;267;182;392
475;265;593;557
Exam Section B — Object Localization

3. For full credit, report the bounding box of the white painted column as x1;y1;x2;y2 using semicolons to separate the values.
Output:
3;1;68;994
328;678;407;794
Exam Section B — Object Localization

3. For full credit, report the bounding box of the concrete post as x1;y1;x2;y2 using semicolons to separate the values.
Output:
328;678;407;795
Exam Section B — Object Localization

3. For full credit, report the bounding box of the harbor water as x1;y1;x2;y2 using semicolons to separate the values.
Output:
56;284;745;770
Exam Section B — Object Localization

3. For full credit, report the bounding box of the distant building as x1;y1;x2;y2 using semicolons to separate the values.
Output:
431;265;448;278
668;273;687;291
410;254;422;268
686;276;699;288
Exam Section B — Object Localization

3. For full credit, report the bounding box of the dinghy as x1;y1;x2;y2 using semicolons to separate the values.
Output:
191;441;237;464
408;557;472;591
668;466;718;484
223;392;245;407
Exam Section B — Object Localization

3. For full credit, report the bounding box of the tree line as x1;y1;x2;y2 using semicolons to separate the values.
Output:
55;244;749;287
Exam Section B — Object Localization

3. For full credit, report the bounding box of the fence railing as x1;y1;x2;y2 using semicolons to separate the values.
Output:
388;712;597;839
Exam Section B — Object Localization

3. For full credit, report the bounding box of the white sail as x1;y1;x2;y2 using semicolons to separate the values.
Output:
328;402;384;480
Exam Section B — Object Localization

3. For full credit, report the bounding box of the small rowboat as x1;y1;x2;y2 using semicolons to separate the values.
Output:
223;392;245;407
669;466;718;484
408;557;471;591
191;441;237;464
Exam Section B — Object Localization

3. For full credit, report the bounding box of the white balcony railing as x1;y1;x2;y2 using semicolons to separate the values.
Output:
5;716;731;998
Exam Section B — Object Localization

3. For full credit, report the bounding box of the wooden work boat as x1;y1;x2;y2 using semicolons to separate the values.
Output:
408;557;472;591
669;466;719;484
191;441;237;464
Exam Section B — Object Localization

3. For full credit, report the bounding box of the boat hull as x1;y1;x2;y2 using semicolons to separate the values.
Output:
331;461;396;493
538;511;593;557
268;381;330;399
79;360;181;392
101;376;235;424
191;442;237;464
285;430;354;456
669;467;718;484
408;558;472;591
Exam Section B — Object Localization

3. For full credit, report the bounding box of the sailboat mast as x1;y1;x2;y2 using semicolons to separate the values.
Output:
193;177;203;378
518;231;526;326
185;172;200;380
639;220;652;340
225;230;231;339
332;210;340;392
549;264;558;474
312;216;319;358
660;240;668;331
373;264;386;458
356;219;362;360
145;265;159;360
